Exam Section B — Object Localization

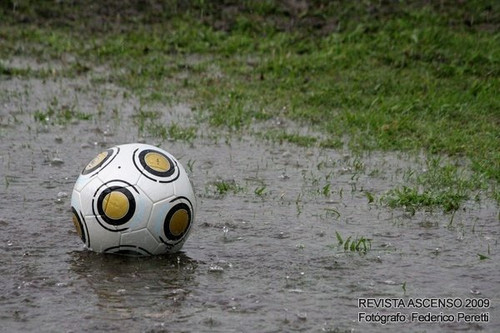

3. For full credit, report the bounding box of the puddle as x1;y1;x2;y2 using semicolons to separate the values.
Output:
0;63;499;332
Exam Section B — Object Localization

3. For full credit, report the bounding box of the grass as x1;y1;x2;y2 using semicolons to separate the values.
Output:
0;1;499;207
383;186;466;213
333;231;372;254
382;157;485;212
132;108;196;142
210;179;243;197
146;122;197;142
33;97;92;125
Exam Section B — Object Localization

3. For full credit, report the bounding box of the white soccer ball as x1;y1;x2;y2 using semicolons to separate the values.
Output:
70;143;195;256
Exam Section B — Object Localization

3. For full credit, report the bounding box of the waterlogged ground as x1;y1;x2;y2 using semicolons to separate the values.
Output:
1;63;499;332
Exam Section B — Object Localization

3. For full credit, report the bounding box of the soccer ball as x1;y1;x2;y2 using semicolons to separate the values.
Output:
70;143;195;256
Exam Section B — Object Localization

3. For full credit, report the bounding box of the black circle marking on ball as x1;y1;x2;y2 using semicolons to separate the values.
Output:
170;196;194;209
139;149;175;177
91;180;139;232
71;206;87;244
81;148;118;176
163;202;192;241
132;148;180;183
80;210;90;247
96;186;136;226
159;196;194;246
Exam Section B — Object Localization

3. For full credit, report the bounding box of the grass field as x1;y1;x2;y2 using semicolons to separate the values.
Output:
1;0;499;210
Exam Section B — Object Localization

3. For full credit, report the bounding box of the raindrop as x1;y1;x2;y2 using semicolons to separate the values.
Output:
217;260;233;269
50;157;64;166
288;289;304;293
55;191;68;204
208;264;224;273
470;288;481;295
274;231;288;239
432;247;441;255
103;126;114;137
279;173;290;180
296;312;307;321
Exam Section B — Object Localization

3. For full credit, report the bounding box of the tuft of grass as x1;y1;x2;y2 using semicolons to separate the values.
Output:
132;109;161;133
478;253;490;260
186;159;195;174
146;122;197;143
365;191;375;204
254;186;267;197
211;179;243;196
383;186;466;213
334;231;372;254
382;157;485;212
322;183;331;197
132;107;196;142
33;98;91;125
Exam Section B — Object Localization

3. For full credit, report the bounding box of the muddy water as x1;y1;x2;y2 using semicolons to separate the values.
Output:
0;73;499;332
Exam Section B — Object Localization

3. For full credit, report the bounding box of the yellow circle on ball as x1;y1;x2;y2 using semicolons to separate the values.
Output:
144;152;170;172
85;151;108;171
102;191;130;220
169;209;189;236
72;213;83;238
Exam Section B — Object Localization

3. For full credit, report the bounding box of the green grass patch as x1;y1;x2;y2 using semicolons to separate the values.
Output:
333;231;372;254
33;97;91;125
1;1;499;203
146;122;197;143
209;179;243;197
132;108;196;142
382;157;485;212
383;186;467;213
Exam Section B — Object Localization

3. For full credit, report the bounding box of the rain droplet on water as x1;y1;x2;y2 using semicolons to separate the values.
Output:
55;191;69;204
296;312;307;321
50;157;64;166
57;191;68;198
208;264;224;273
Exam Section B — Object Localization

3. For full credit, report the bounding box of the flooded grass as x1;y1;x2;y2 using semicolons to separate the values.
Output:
1;1;499;332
